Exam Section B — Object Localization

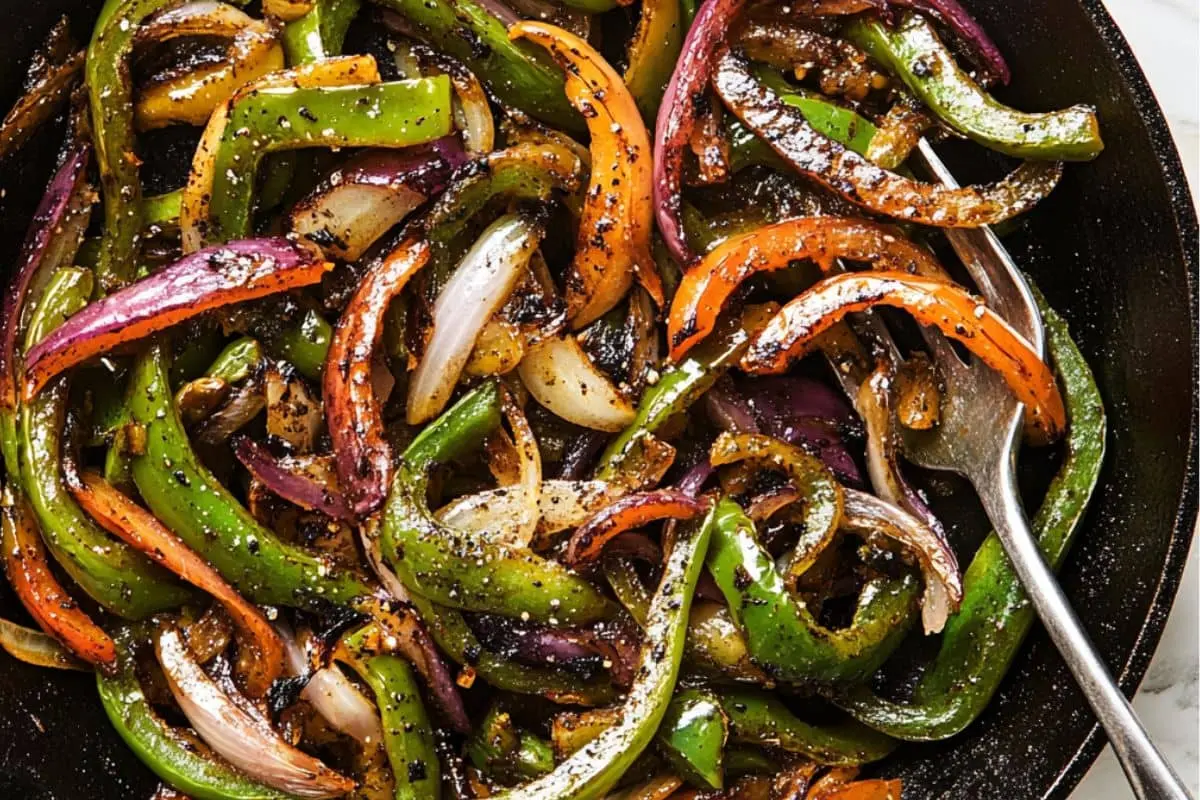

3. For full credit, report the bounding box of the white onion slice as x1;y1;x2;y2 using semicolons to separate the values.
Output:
361;517;410;602
279;628;383;746
291;182;425;263
156;626;354;798
438;479;621;540
841;489;963;635
407;214;541;423
518;335;636;432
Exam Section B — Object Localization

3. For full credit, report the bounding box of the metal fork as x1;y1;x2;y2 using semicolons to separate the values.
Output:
889;140;1189;800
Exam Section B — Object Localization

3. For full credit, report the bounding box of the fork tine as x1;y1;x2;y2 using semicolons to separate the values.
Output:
920;325;972;383
912;140;1046;355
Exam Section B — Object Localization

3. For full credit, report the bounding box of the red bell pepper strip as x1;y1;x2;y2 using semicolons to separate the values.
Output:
667;216;945;360
23;239;331;402
324;237;430;517
70;470;285;697
510;22;662;327
565;490;709;566
742;271;1066;444
1;489;116;670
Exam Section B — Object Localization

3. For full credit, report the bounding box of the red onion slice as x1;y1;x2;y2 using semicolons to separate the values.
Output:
841;488;962;634
234;438;355;522
0;142;92;410
156;625;355;798
653;0;748;266
23;239;330;400
407;214;542;423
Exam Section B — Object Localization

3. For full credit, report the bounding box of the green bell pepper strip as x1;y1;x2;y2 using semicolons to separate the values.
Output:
846;14;1102;161
408;592;617;705
206;78;453;246
380;381;613;624
142;191;183;233
724;747;775;777
265;308;333;381
604;554;765;683
835;290;1106;741
87;0;181;288
490;505;716;800
98;635;292;800
466;704;555;784
342;624;441;800
128;341;372;607
625;0;683;120
656;689;728;790
596;306;765;482
283;0;363;64
368;0;581;133
17;268;191;618
707;497;919;683
206;337;262;385
719;688;896;765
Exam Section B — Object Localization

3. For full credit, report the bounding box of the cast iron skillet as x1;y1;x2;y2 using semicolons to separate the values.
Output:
0;1;1194;797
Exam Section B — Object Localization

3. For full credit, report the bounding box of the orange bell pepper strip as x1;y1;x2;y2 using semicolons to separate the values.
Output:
509;22;663;328
667;216;945;360
324;237;430;518
742;271;1066;444
69;471;285;697
1;490;116;671
565;489;709;566
814;778;904;800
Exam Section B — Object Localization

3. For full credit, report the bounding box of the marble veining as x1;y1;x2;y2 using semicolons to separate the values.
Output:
1069;2;1199;797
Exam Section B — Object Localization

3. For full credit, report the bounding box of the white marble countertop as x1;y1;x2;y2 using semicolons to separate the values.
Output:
1070;2;1198;796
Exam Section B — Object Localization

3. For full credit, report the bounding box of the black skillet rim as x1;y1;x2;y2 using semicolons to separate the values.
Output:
1041;0;1199;796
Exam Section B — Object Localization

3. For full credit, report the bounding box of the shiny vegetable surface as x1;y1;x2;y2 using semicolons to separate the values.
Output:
0;2;1110;797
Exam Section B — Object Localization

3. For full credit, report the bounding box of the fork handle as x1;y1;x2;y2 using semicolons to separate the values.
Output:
978;433;1192;800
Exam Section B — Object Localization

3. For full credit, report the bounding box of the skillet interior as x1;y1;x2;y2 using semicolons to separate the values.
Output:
0;1;1195;797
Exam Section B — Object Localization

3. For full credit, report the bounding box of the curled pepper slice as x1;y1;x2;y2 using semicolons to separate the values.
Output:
706;497;918;683
69;470;285;697
742;271;1066;444
181;55;382;253
381;381;614;624
1;489;116;670
667;216;944;360
133;2;285;130
836;288;1105;741
129;342;372;608
847;14;1102;161
325;237;430;518
511;22;662;327
566;489;709;566
490;505;716;799
87;0;181;286
339;624;441;798
709;432;843;583
719;688;896;765
205;78;452;247
713;48;1063;229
